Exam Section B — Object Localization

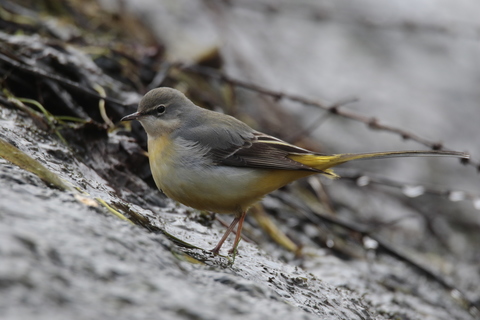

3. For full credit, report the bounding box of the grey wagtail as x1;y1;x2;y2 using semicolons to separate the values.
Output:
121;87;468;254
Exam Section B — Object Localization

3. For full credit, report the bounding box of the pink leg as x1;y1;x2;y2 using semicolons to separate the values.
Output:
210;216;240;255
228;210;247;254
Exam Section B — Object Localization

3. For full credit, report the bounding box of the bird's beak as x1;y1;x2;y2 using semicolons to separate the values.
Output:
121;112;141;122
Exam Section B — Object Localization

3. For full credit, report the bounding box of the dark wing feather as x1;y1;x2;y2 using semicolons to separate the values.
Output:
213;133;321;172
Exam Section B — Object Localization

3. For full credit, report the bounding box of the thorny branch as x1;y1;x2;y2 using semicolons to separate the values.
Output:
177;64;478;172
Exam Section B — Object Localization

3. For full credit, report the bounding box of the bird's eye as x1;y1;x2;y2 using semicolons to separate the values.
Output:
155;105;166;116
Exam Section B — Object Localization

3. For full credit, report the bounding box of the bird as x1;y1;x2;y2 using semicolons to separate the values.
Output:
121;87;468;255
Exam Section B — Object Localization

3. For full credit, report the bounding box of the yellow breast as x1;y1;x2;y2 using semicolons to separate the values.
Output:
147;134;176;192
147;135;320;214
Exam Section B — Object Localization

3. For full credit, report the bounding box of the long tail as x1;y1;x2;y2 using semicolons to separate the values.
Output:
288;150;469;178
